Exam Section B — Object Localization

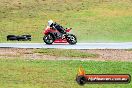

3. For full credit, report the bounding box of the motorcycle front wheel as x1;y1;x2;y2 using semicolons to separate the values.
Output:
66;34;77;45
43;34;54;45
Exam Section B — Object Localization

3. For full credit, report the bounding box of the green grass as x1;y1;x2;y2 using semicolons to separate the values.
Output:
34;49;98;58
125;49;132;51
0;0;132;42
0;59;131;88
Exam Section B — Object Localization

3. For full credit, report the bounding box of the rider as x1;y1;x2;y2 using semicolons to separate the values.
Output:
48;20;66;37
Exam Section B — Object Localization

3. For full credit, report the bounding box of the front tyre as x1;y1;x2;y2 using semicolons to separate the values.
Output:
43;34;54;45
66;34;77;45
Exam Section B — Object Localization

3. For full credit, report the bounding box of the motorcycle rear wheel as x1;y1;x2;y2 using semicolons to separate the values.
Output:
43;34;54;45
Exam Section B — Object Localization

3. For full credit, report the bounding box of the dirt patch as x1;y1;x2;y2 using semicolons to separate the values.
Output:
80;49;132;61
0;48;132;61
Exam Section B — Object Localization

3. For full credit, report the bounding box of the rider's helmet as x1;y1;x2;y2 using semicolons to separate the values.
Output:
48;20;53;27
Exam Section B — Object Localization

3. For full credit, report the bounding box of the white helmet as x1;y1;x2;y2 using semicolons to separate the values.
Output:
48;20;53;26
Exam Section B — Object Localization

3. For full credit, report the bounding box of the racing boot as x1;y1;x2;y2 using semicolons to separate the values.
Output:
62;34;66;40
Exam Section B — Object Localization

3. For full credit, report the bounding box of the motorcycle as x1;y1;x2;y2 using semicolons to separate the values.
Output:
43;26;77;45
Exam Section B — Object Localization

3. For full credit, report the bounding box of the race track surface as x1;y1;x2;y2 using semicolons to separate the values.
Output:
0;43;132;49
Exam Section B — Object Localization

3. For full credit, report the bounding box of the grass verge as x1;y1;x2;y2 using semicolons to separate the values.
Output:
34;49;98;58
0;0;132;42
0;59;131;88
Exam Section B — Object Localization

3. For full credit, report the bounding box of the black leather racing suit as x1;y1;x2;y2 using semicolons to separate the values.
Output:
50;22;66;34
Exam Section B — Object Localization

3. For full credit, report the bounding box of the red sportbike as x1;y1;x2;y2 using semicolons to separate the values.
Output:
43;26;77;45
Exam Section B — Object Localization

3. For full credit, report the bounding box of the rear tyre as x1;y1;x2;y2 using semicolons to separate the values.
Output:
66;34;77;45
43;34;54;45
